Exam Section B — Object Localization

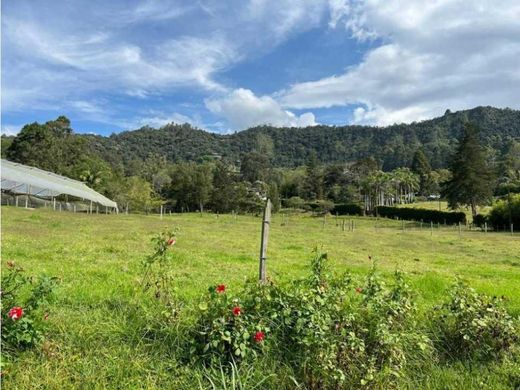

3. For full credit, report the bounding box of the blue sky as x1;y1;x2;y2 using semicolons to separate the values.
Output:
2;1;520;136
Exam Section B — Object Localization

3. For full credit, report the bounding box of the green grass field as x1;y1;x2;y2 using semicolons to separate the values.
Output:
2;206;519;388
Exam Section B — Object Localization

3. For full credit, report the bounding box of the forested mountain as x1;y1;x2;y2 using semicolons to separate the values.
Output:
84;106;520;170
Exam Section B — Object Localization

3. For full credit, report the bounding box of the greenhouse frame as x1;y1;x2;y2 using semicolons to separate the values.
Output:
1;159;118;213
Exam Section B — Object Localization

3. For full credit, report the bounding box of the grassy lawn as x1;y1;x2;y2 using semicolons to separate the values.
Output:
1;206;519;388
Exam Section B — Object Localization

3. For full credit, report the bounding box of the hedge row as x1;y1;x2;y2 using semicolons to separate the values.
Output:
332;203;364;216
375;206;466;225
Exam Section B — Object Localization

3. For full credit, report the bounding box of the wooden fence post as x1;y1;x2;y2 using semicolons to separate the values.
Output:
259;199;272;282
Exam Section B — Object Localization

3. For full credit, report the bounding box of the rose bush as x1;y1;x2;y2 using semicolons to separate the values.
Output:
189;253;435;388
1;262;58;354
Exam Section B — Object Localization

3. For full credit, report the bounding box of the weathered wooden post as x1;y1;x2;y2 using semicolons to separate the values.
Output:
484;222;487;233
259;199;272;282
160;205;163;220
511;224;514;236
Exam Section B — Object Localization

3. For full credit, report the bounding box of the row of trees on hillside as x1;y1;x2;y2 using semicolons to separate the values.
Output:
2;117;519;216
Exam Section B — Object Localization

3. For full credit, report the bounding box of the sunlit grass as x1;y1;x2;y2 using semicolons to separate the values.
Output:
1;206;519;388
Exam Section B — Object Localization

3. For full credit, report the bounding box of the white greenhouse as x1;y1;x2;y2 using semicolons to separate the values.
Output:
1;159;118;213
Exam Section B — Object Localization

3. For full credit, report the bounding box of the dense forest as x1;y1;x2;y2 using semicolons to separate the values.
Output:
2;107;519;221
82;106;520;170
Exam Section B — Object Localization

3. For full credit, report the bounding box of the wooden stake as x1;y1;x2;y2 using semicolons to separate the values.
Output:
259;199;272;282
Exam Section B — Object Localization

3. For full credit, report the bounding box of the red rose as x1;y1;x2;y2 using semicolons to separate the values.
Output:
355;287;363;294
216;284;226;293
167;238;176;246
254;331;265;343
232;306;241;316
8;306;23;321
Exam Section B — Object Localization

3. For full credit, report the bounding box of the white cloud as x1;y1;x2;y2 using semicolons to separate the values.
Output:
117;110;201;131
2;0;328;117
206;88;317;130
280;0;520;125
1;125;23;136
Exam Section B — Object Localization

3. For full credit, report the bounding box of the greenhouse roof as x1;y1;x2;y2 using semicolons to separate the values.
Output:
1;159;117;209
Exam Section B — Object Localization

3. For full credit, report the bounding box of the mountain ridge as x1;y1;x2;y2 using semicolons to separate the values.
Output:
84;106;519;170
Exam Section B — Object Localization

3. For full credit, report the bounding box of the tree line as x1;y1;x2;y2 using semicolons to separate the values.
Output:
2;115;519;216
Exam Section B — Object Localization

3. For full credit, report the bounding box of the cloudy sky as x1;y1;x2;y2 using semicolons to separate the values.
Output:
2;0;520;135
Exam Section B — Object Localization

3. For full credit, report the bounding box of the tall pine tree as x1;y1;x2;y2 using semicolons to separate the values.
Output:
411;148;432;195
442;122;494;216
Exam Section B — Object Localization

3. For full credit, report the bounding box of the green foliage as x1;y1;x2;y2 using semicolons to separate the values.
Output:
472;213;488;228
240;152;270;183
442;122;495;216
85;107;520;170
376;206;466;224
168;162;213;212
488;194;520;229
124;176;162;213
190;283;270;364
305;199;335;214
141;229;181;319
1;262;58;354
434;281;518;360
411;148;436;195
5;117;95;180
190;252;434;388
332;203;364;216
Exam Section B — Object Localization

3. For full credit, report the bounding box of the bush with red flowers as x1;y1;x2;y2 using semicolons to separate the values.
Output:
190;283;270;363
189;252;436;388
1;262;58;354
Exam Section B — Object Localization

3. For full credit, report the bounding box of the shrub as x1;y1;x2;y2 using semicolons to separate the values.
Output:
1;262;58;353
375;206;466;225
434;281;518;360
141;228;181;320
189;282;272;365
488;194;520;230
305;200;335;214
190;253;433;388
332;203;364;216
283;196;306;210
473;213;489;228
